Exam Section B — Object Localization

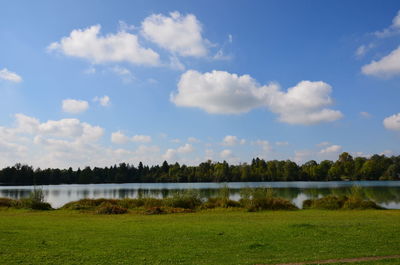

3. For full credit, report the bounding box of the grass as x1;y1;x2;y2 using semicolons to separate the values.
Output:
0;208;399;264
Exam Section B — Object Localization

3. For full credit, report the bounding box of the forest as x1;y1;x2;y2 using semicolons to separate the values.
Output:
0;152;399;185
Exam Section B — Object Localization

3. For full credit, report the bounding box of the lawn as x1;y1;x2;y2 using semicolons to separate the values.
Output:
0;209;399;265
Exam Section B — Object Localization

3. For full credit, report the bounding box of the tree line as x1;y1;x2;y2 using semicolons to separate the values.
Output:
0;152;399;185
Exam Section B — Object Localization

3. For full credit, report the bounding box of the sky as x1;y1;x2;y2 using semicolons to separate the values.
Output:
1;0;400;169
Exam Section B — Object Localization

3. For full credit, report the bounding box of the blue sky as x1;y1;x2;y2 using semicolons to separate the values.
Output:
1;0;400;168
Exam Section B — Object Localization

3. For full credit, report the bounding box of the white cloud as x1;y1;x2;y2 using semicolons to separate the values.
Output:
132;135;152;143
0;114;172;168
383;113;400;131
222;135;237;146
374;10;400;38
362;46;400;78
93;95;110;107
141;11;208;57
48;24;160;66
111;131;152;144
111;131;130;144
228;34;233;43
254;140;272;152
319;145;342;154
62;99;89;114
0;68;22;83
220;149;233;159
169;55;185;71
110;66;135;82
213;49;232;61
221;135;245;146
355;43;375;58
380;149;393;156
171;70;342;125
163;143;194;161
204;149;214;160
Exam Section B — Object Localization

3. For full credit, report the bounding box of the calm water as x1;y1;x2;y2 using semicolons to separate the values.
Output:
1;181;400;209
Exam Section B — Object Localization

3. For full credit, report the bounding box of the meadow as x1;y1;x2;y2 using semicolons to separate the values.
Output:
0;208;400;265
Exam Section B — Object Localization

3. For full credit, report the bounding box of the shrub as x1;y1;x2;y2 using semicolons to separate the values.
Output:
202;197;240;209
96;202;127;214
239;188;297;211
8;188;53;210
303;195;347;210
303;187;384;210
12;198;52;210
164;190;202;209
143;206;165;215
0;198;14;207
342;198;383;210
63;199;117;210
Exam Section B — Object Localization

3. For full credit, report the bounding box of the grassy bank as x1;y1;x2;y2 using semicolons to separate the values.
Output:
0;209;399;264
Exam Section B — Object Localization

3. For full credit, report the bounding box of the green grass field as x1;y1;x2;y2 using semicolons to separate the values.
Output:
0;209;400;265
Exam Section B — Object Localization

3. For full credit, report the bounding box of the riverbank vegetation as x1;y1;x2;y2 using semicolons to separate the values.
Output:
1;152;400;185
0;187;383;213
0;208;399;264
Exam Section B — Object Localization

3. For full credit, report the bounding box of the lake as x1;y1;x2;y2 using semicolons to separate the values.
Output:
1;181;400;209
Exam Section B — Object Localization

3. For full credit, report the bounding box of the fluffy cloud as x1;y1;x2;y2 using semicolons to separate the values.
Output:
163;143;194;161
0;114;170;168
171;70;342;125
383;113;400;131
111;131;152;144
319;145;342;154
93;95;110;107
362;46;400;77
48;25;160;66
62;99;89;114
141;11;208;57
220;149;233;159
15;114;103;141
222;135;245;146
374;10;400;38
0;68;22;83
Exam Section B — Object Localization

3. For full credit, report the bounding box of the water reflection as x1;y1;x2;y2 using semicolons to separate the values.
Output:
0;181;399;209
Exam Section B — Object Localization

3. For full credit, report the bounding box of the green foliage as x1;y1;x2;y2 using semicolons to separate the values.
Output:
304;186;384;210
62;198;118;210
2;152;400;185
302;195;347;210
239;188;297;211
96;202;128;214
163;190;203;209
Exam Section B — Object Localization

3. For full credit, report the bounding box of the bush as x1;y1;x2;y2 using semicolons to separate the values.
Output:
303;187;384;210
96;202;127;214
342;198;383;210
239;188;297;211
144;206;165;215
164;191;202;209
0;198;14;207
303;195;347;210
12;198;52;210
8;188;53;210
63;199;118;210
202;197;240;209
